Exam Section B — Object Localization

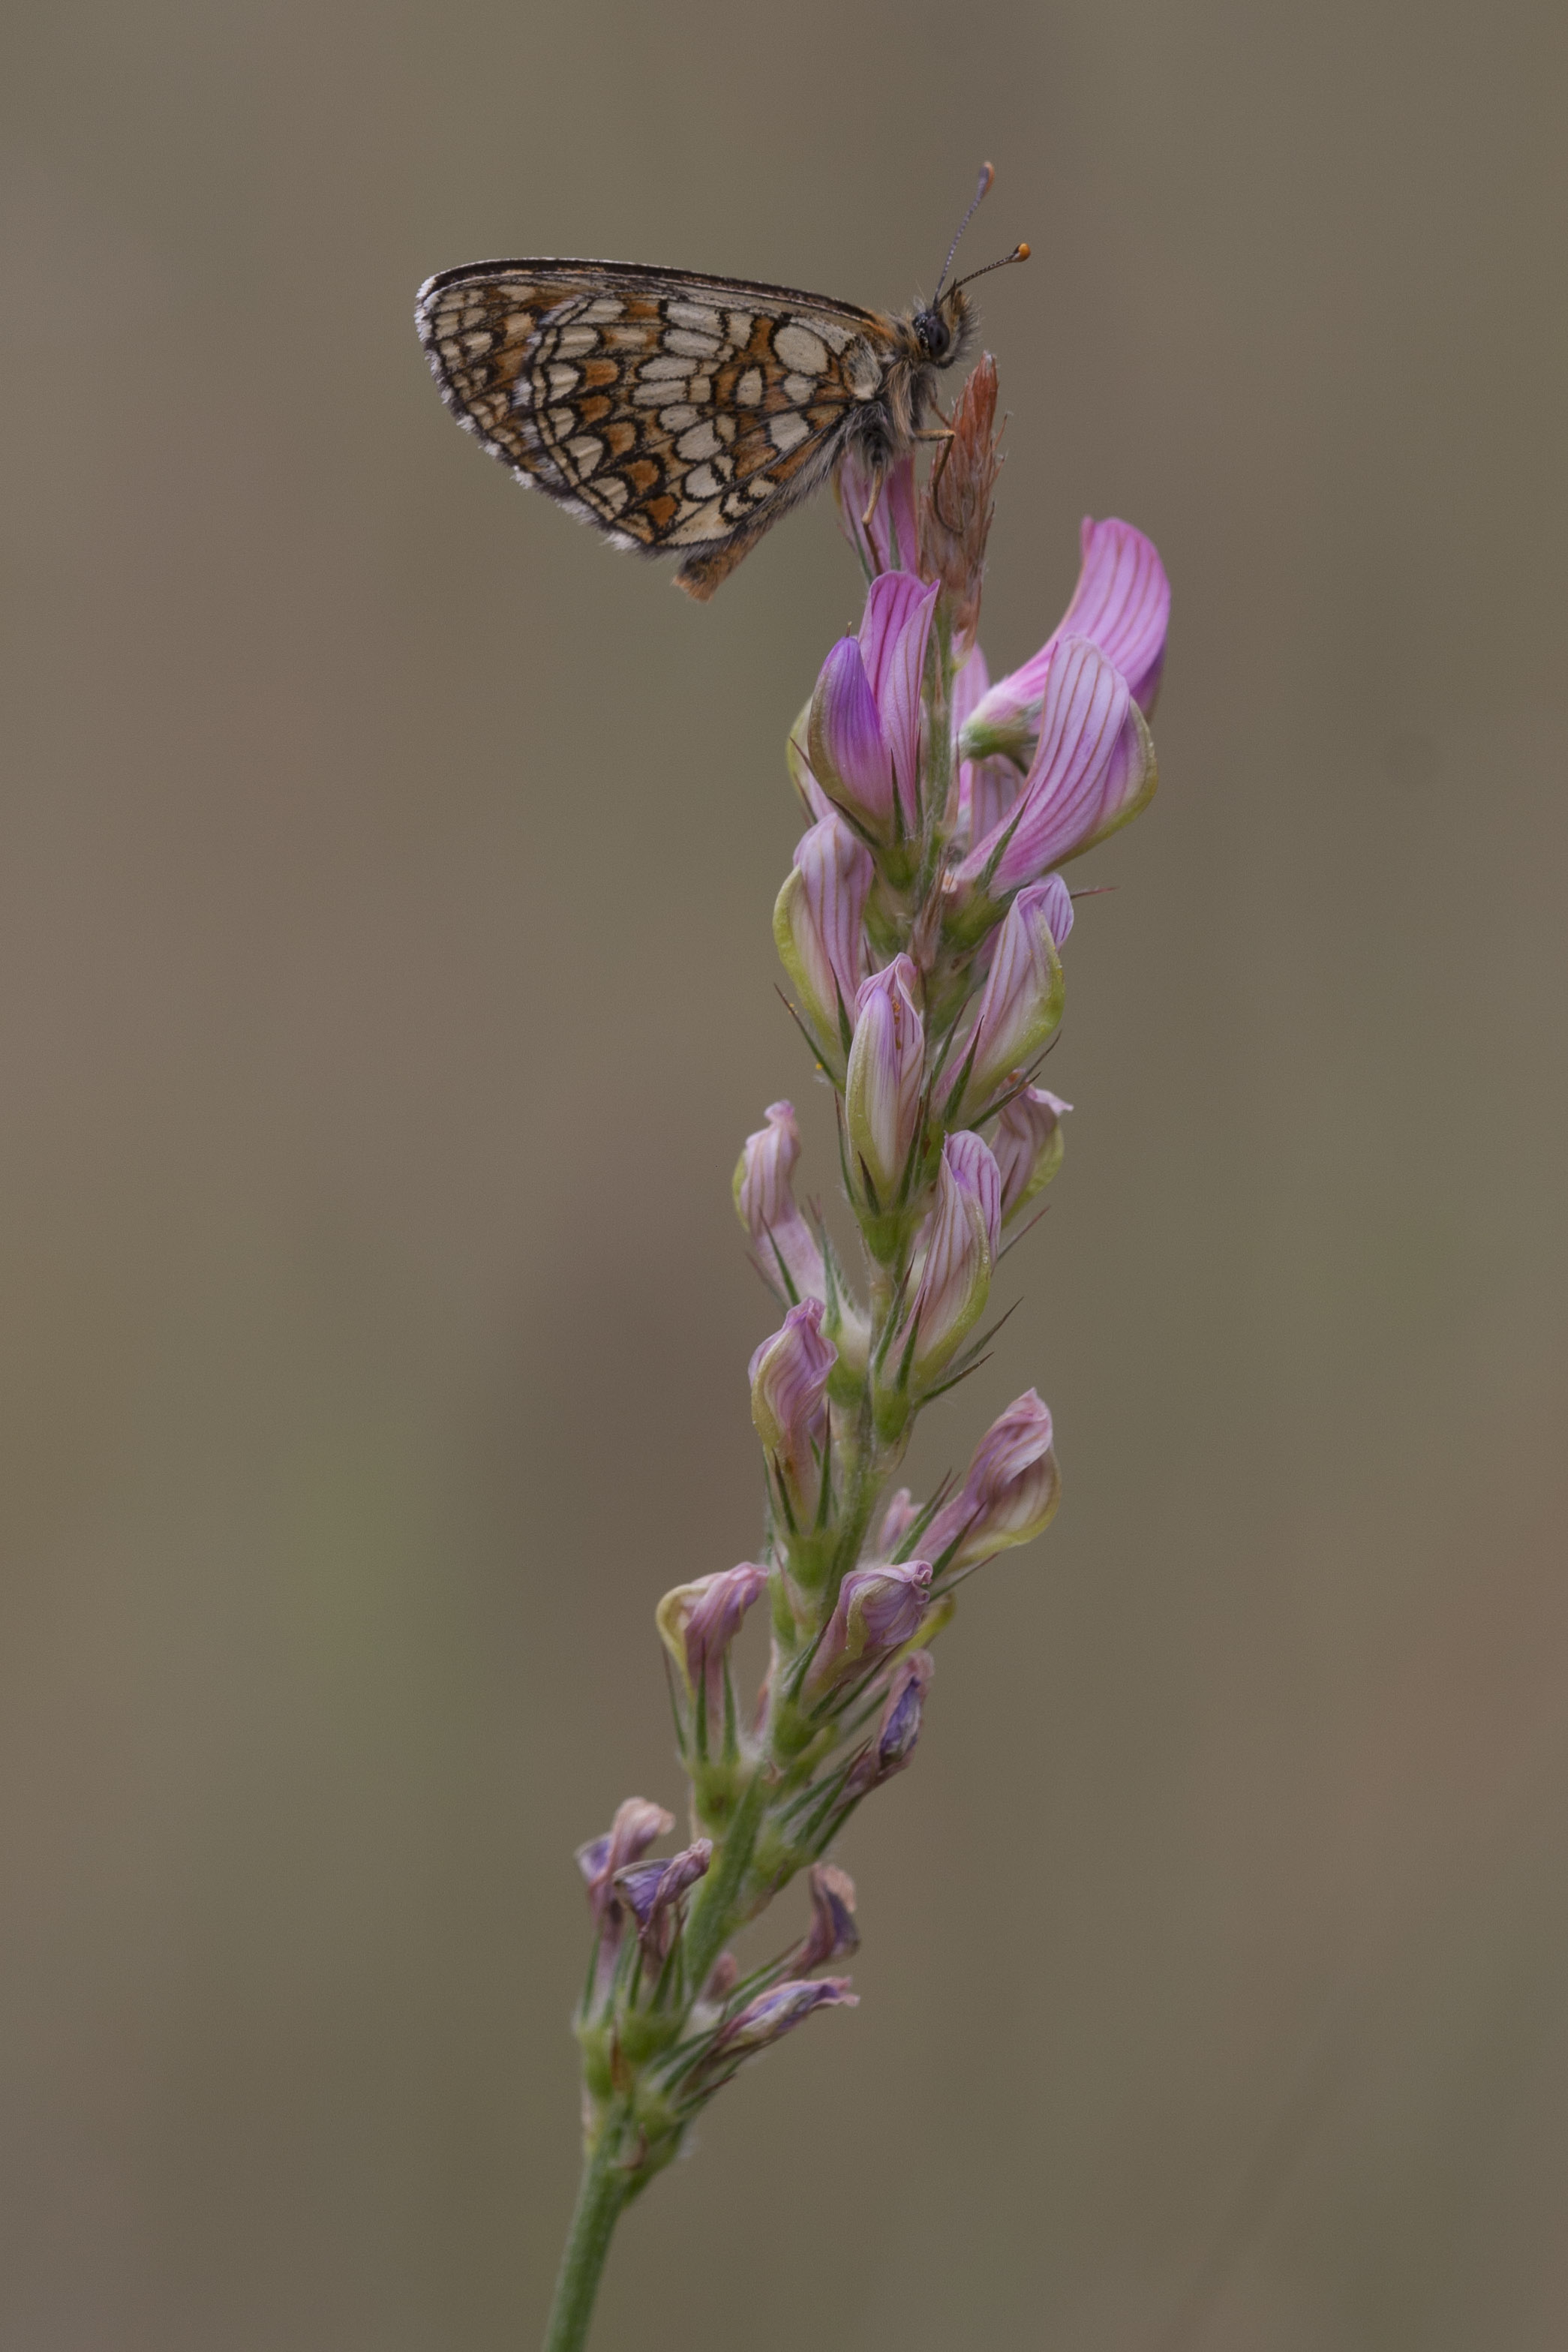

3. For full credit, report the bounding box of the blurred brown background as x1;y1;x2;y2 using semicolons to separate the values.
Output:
2;0;1566;2344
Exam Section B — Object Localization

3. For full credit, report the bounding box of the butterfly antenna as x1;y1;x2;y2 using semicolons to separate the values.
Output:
935;161;997;297
950;241;1032;295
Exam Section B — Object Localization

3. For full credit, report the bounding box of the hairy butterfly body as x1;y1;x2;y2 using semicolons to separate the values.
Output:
413;173;1025;598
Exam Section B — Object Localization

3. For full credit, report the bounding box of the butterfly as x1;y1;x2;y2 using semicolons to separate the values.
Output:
414;167;1026;599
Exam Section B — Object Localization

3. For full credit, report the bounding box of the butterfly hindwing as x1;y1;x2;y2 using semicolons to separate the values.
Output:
416;261;900;590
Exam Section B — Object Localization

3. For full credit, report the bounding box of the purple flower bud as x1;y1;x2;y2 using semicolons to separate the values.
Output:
575;1796;677;2004
734;1101;829;1306
845;1653;934;1795
773;815;873;1050
961;515;1170;764
711;1975;858;2059
656;1563;767;1720
992;1086;1072;1221
900;1131;1001;1383
957;638;1151;894
807;1560;932;1696
835;447;921;578
795;1863;861;1970
807;572;939;840
877;1485;920;1556
924;1389;1062;1573
749;1299;836;1506
844;954;925;1201
575;1797;674;1927
953;882;1068;1111
614;1838;712;1960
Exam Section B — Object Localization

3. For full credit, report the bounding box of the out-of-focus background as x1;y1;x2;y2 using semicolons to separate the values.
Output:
2;0;1566;2344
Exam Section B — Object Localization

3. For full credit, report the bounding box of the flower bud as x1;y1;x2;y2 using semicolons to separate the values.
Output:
749;1299;836;1511
575;1797;675;1927
845;1651;934;1794
656;1563;767;1729
924;1390;1061;1573
795;1863;861;1970
952;880;1068;1113
960;515;1170;764
993;1086;1072;1221
708;1975;858;2062
805;1560;932;1696
575;1796;677;2005
835;447;921;578
773;816;873;1053
807;572;938;841
844;955;924;1203
614;1839;712;1960
898;1131;1001;1385
734;1101;828;1304
957;638;1152;897
918;354;1001;658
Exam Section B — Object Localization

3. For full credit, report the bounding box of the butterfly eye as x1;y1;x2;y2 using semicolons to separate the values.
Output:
914;309;951;361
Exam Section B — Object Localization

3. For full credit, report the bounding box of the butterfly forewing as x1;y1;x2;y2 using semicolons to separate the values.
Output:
416;261;899;590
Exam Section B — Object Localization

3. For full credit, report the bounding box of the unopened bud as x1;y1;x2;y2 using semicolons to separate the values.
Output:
749;1299;836;1514
918;355;1002;659
773;816;873;1053
844;954;925;1203
897;1131;1000;1386
951;879;1068;1113
806;1560;932;1697
796;1864;861;1969
993;1086;1072;1221
845;1652;934;1795
925;1389;1061;1573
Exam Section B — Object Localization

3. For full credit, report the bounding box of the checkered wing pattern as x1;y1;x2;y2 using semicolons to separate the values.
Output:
416;261;899;593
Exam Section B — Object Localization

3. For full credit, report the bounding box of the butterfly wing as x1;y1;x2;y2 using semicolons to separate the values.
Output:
416;261;898;594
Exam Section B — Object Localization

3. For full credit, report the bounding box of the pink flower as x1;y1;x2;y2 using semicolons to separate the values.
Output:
773;814;873;1053
962;515;1170;764
807;572;939;842
844;955;925;1202
806;1560;933;1696
992;1086;1072;1221
834;447;921;579
901;1131;1001;1383
951;880;1070;1113
749;1298;836;1507
924;1389;1061;1573
956;638;1153;896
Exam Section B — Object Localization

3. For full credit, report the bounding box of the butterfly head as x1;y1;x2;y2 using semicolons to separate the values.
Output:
912;287;971;368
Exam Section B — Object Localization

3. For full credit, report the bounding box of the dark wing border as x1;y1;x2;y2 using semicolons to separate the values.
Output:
413;257;881;333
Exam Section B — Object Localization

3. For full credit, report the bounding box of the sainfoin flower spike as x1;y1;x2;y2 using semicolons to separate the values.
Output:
539;338;1170;2352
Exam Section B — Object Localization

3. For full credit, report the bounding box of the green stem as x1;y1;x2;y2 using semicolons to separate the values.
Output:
541;2118;630;2352
683;1762;768;1991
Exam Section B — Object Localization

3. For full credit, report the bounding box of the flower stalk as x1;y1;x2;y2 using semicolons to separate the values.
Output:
541;361;1170;2350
